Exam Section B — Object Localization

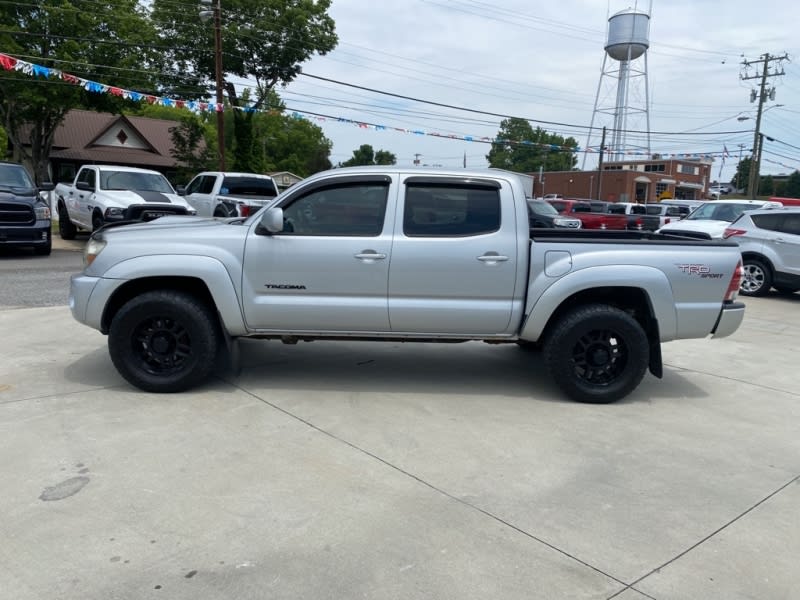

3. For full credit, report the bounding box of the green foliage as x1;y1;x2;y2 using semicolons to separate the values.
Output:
340;144;396;167
760;174;774;195
0;126;8;158
486;118;578;173
0;0;158;181
731;157;751;191
782;171;800;198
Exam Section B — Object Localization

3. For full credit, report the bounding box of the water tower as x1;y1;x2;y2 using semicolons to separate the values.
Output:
583;5;652;166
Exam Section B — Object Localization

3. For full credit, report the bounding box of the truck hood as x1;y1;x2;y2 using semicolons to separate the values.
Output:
101;189;194;208
0;190;40;206
658;219;730;238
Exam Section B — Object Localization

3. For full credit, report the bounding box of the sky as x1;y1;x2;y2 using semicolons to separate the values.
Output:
258;0;800;185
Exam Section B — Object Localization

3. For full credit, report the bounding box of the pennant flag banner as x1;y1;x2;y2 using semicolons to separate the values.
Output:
0;52;724;159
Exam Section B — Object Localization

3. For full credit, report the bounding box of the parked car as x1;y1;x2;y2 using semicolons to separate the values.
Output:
657;199;783;239
55;165;196;238
178;172;280;218
723;207;800;296
0;161;55;255
526;199;581;229
547;198;629;230
659;199;704;218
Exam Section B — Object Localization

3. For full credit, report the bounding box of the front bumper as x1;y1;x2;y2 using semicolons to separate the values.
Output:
711;301;746;338
69;273;101;326
0;220;51;246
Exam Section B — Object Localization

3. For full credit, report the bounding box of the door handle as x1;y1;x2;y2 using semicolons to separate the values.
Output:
774;238;785;244
477;254;509;262
355;252;386;260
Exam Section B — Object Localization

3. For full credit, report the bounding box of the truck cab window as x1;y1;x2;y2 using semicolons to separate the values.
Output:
280;183;388;237
403;185;500;237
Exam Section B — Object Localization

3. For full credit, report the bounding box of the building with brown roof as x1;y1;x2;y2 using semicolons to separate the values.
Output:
21;109;184;185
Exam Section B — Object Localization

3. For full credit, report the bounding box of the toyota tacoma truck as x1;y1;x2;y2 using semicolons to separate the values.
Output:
177;171;280;218
69;166;746;404
0;161;54;255
55;165;196;239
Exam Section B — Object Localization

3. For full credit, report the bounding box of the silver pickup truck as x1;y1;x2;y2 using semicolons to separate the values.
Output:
69;167;745;403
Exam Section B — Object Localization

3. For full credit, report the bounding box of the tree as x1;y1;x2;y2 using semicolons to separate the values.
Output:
760;175;774;196
340;144;396;167
782;171;800;198
0;0;159;182
151;0;338;171
731;157;752;192
486;118;578;173
0;126;7;158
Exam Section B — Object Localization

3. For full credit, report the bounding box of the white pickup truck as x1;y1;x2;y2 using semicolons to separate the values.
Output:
69;167;746;404
55;165;196;238
177;171;280;218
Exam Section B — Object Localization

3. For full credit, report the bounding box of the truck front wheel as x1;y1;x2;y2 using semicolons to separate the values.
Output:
543;304;649;404
108;290;219;393
58;202;77;240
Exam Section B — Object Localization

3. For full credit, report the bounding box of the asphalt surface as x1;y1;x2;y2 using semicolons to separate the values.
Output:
1;243;798;599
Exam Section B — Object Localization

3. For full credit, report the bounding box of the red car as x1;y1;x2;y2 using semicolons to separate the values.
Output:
547;199;630;230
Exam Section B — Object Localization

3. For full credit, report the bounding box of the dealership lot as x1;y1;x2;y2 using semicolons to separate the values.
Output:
0;289;798;599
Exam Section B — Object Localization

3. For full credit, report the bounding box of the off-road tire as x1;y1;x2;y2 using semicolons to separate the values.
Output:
58;203;77;240
740;259;772;297
543;304;649;404
108;290;219;393
91;210;105;232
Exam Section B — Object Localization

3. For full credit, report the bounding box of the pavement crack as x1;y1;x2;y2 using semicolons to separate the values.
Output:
231;381;634;591
605;473;800;599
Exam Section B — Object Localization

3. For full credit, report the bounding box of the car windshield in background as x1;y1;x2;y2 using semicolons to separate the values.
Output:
0;164;35;191
220;177;278;198
101;171;175;193
527;200;559;216
687;203;756;223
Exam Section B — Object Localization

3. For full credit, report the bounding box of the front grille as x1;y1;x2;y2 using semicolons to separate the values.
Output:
124;205;189;222
0;202;35;225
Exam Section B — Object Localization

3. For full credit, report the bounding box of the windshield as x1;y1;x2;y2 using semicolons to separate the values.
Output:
527;200;558;216
100;170;175;193
0;163;35;191
687;202;758;223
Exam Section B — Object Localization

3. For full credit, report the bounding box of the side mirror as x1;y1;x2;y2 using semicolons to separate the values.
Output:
258;207;284;234
176;185;186;195
76;181;94;192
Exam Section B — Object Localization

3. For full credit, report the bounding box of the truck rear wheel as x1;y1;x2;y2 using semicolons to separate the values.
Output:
58;202;77;240
108;290;219;393
543;304;649;404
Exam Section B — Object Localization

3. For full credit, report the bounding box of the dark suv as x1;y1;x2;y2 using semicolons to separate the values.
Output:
724;207;800;296
0;162;54;255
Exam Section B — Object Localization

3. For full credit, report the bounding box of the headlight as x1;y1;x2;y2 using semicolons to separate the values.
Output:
34;205;51;219
104;207;125;220
83;235;107;268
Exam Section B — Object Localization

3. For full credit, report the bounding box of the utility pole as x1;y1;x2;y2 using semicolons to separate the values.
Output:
595;126;607;201
741;53;788;197
200;0;225;170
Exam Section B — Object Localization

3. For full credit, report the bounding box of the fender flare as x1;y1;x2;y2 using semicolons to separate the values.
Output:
520;265;677;342
101;254;247;335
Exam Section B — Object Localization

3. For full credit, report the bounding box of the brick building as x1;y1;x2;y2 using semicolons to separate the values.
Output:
531;157;715;203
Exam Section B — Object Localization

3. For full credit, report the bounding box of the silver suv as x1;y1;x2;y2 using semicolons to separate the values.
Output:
724;208;800;296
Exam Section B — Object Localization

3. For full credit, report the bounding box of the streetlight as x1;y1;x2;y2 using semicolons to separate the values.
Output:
200;0;225;170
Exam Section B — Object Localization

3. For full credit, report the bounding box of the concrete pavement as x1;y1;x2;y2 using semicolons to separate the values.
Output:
0;295;798;599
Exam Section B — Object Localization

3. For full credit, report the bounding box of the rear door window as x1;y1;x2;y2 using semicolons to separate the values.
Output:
403;185;500;237
778;214;800;236
751;214;783;232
